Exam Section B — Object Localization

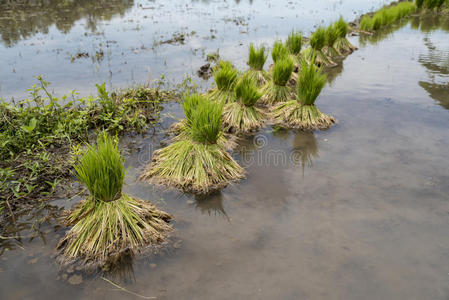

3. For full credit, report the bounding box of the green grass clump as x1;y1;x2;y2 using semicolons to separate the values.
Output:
222;77;265;134
58;133;172;266
271;40;289;63
273;56;294;86
213;61;238;91
360;2;416;31
309;27;327;50
188;98;223;144
324;24;341;57
333;17;357;54
210;60;239;102
271;60;336;130
286;30;303;55
248;44;268;70
261;57;294;105
74;133;125;202
141;97;245;193
246;44;270;86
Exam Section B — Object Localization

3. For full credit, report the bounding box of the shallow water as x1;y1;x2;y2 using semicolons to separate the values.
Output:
0;0;393;99
2;3;449;300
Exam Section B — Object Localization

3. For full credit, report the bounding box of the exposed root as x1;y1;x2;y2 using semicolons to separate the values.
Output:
303;48;338;68
207;88;234;103
245;69;270;87
140;140;245;194
271;101;336;131
334;37;358;55
222;102;266;134
259;81;294;106
57;194;173;268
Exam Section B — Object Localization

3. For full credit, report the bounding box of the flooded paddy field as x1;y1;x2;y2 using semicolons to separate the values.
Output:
1;1;449;300
0;0;393;98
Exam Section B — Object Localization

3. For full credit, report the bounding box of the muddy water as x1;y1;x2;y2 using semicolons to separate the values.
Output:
2;7;449;300
0;0;393;99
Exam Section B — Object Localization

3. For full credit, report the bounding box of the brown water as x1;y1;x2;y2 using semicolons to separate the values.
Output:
2;6;449;300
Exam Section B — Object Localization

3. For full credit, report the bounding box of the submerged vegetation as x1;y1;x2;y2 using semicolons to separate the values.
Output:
57;133;172;267
223;76;265;134
272;58;336;130
140;96;245;194
246;44;269;86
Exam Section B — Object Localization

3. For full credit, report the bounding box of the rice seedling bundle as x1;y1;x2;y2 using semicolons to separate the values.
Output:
286;30;303;59
271;59;336;130
141;97;245;194
271;40;289;63
324;24;341;58
418;0;446;9
170;94;237;150
57;133;172;266
222;76;265;134
333;17;357;54
209;60;239;102
303;27;336;67
260;56;295;106
360;2;416;31
246;44;270;86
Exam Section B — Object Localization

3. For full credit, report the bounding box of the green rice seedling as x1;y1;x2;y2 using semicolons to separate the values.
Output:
303;27;336;67
271;58;336;130
141;98;245;194
416;0;424;8
324;24;341;58
286;30;303;57
360;2;416;32
246;44;270;86
222;76;265;134
334;17;358;54
209;60;238;102
170;94;236;150
260;56;295;106
57;133;172;266
271;40;289;63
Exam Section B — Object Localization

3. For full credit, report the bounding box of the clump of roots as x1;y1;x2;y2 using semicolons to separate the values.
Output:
271;101;336;130
140;140;245;194
57;194;172;267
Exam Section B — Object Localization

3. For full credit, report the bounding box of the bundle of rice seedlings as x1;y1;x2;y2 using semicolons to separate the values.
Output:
141;99;245;194
170;93;236;150
333;17;357;55
260;56;295;106
271;40;289;63
286;30;303;60
57;133;172;267
360;2;416;31
209;60;238;102
271;58;336;130
324;24;341;58
245;44;269;86
223;76;265;134
419;0;446;9
303;27;336;67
